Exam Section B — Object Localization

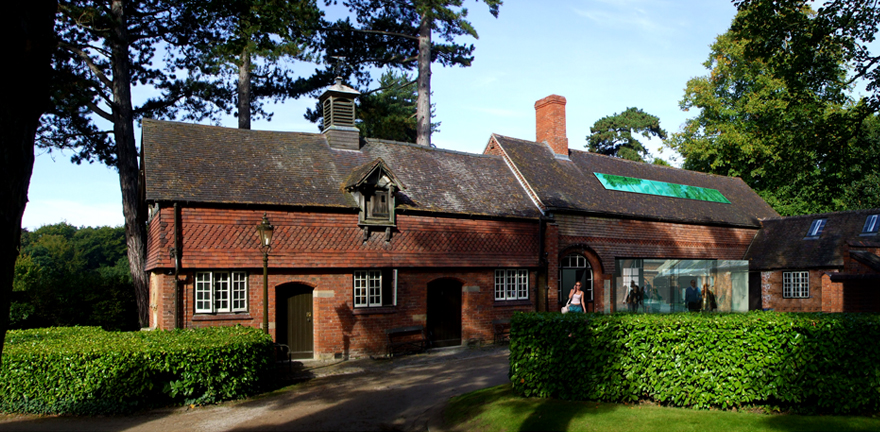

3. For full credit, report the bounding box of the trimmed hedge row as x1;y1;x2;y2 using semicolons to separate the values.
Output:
0;326;273;415
509;312;880;414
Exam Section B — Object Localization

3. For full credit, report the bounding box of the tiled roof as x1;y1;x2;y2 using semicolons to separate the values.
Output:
745;208;880;270
491;135;778;227
142;119;541;219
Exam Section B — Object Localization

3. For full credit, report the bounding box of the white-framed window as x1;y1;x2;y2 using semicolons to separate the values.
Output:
353;269;396;308
194;271;249;313
863;214;879;234
806;219;826;238
783;271;810;298
495;269;529;301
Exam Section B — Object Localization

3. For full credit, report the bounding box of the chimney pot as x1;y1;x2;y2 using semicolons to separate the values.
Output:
535;95;568;156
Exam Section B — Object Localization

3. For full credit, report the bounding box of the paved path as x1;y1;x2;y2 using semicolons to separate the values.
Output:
0;346;509;431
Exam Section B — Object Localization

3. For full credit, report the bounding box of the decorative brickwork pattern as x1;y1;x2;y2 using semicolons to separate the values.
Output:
146;206;540;271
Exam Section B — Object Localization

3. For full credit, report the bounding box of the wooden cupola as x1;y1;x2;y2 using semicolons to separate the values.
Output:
320;77;361;150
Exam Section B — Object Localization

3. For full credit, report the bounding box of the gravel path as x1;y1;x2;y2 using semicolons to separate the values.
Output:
0;345;509;431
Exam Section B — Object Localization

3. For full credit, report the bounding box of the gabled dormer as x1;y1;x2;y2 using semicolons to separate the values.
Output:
344;158;405;241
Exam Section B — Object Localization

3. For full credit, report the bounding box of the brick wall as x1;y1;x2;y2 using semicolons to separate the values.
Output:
555;213;757;312
761;270;827;312
150;267;534;358
146;205;541;358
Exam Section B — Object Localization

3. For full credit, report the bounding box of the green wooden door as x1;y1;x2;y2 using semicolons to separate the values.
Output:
276;285;313;359
426;279;462;348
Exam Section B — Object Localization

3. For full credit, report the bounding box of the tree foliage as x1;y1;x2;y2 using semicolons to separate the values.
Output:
177;0;324;129
319;0;502;146
666;10;878;216
586;107;667;163
11;223;138;331
732;0;880;112
357;71;419;142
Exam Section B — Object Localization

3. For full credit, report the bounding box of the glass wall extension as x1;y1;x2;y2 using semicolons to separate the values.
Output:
614;259;749;313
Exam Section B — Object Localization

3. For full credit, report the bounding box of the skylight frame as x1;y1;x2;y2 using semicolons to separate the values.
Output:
806;219;827;238
863;214;879;235
592;173;731;204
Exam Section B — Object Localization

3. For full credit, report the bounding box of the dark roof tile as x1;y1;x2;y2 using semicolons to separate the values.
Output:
143;120;541;219
745;208;880;270
492;134;778;226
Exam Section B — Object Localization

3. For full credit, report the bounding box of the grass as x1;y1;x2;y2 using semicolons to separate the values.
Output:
443;385;880;432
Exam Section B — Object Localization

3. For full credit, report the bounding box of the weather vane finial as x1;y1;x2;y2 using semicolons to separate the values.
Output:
330;55;347;81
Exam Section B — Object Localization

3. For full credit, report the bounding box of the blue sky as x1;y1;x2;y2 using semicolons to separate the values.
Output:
24;0;742;229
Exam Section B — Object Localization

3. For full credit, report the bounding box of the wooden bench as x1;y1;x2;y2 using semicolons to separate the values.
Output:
385;325;427;358
493;318;511;345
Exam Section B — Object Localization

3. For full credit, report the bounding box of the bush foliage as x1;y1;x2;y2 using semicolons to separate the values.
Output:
0;326;273;415
509;312;880;414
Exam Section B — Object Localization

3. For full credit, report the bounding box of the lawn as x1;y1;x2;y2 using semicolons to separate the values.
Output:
443;385;880;432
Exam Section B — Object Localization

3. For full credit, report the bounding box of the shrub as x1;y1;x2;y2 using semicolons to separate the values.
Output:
0;326;273;415
509;312;880;414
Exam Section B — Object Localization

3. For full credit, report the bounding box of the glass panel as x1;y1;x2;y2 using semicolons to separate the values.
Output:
506;270;517;300
353;271;368;307
863;215;879;233
231;272;247;312
614;259;748;313
517;270;529;299
215;272;230;313
368;270;382;306
195;272;213;313
495;270;505;300
594;172;731;203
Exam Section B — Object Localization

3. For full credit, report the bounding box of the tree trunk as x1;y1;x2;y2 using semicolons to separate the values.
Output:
0;0;56;364
110;0;150;328
416;12;431;147
238;46;251;130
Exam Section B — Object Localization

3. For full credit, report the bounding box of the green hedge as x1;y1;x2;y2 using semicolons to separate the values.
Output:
509;312;880;414
0;325;273;415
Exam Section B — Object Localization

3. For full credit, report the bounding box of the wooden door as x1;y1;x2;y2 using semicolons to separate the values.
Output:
426;279;462;348
276;284;313;359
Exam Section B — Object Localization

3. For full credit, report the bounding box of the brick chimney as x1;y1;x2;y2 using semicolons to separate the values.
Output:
535;95;568;157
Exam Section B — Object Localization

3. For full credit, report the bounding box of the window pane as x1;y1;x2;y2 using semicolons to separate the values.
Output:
864;215;879;233
495;270;505;300
368;270;382;306
195;272;213;313
506;270;517;299
215;272;230;312
231;272;247;312
517;270;529;299
354;271;368;307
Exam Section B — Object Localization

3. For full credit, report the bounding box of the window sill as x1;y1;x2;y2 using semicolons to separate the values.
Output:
493;300;532;307
192;313;253;321
352;306;397;315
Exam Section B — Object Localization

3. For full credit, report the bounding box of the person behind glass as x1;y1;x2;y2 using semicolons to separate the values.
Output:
685;279;702;312
625;281;640;313
568;282;586;313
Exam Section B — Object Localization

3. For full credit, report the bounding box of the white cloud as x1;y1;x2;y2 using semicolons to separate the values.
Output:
572;0;673;34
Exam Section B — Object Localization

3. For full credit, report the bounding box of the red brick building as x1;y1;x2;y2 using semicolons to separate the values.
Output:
745;209;880;312
143;83;795;359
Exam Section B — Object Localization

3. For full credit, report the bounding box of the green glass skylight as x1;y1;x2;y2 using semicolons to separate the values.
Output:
593;173;731;203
